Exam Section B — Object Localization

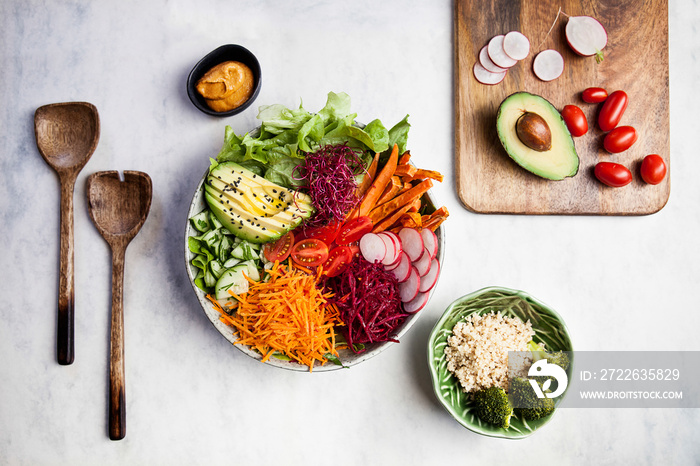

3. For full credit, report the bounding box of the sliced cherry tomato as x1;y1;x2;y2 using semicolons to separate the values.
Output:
290;239;329;267
346;244;361;261
594;162;632;187
561;105;588;137
582;87;608;103
640;154;667;185
295;221;341;245
336;216;373;245
263;231;295;262
322;246;354;277
603;126;637;153
598;90;628;132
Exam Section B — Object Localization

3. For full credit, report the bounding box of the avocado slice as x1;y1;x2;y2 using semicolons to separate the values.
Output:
496;92;579;180
205;161;314;243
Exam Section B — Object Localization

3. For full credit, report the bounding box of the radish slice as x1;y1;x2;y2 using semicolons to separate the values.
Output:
378;231;402;259
398;228;424;262
413;248;432;276
565;15;607;61
487;35;517;68
533;49;564;82
418;259;440;293
388;252;411;282
479;45;506;73
383;248;403;271
381;230;401;247
398;266;420;302
378;233;399;266
503;31;530;61
473;62;507;86
420;228;438;260
403;292;429;314
384;256;402;271
359;233;386;264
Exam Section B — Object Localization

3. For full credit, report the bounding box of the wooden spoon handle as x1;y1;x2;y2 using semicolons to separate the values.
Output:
109;243;127;440
57;176;76;365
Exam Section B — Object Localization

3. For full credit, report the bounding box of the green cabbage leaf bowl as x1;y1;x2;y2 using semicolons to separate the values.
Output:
427;286;574;439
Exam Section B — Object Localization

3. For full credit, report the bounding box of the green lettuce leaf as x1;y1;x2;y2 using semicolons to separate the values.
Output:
213;92;410;190
387;114;411;155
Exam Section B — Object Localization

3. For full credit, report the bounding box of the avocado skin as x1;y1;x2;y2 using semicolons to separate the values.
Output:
496;92;580;181
205;161;314;243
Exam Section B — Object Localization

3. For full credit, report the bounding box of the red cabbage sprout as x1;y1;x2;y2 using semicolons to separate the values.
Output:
295;144;364;228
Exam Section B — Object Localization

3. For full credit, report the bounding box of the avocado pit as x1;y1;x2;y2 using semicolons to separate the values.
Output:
516;112;551;152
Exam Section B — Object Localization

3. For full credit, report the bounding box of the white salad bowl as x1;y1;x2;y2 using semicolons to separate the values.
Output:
185;168;445;372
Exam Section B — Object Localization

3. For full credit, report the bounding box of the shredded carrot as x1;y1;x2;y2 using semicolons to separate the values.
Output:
214;261;342;372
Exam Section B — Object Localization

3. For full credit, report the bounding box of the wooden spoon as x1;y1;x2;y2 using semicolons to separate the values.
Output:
34;102;100;365
87;171;152;441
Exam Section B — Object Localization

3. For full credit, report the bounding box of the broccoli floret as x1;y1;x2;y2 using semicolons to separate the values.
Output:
528;341;570;370
544;351;570;371
509;377;556;421
472;386;513;429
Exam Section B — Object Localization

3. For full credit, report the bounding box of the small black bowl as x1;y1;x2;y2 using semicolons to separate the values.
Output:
186;44;262;117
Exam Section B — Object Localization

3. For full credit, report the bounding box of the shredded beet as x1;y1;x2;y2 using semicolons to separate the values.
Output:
296;144;364;228
325;258;406;353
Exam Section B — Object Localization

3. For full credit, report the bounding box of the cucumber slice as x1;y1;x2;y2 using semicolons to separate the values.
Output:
209;260;224;279
230;244;245;260
208;211;223;230
231;241;259;261
241;260;261;281
201;229;220;249
203;269;217;288
189;211;212;233
214;265;250;300
219;234;233;262
223;257;241;268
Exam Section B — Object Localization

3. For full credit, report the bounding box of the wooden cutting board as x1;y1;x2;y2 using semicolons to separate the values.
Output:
455;0;669;215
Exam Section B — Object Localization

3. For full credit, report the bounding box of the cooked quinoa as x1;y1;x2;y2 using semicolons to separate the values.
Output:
444;311;534;393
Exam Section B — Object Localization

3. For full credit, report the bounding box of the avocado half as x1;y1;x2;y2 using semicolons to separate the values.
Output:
496;92;579;180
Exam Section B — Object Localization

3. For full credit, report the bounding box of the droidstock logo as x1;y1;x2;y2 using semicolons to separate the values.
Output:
528;359;568;399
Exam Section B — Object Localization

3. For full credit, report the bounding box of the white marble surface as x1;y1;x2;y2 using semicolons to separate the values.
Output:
2;0;699;464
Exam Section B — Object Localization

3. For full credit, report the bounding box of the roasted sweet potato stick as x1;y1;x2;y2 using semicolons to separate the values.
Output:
398;212;422;229
422;206;450;231
356;152;380;198
394;164;418;178
407;198;422;212
406;168;444;183
358;144;399;217
372;202;416;233
376;176;403;206
368;179;433;225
